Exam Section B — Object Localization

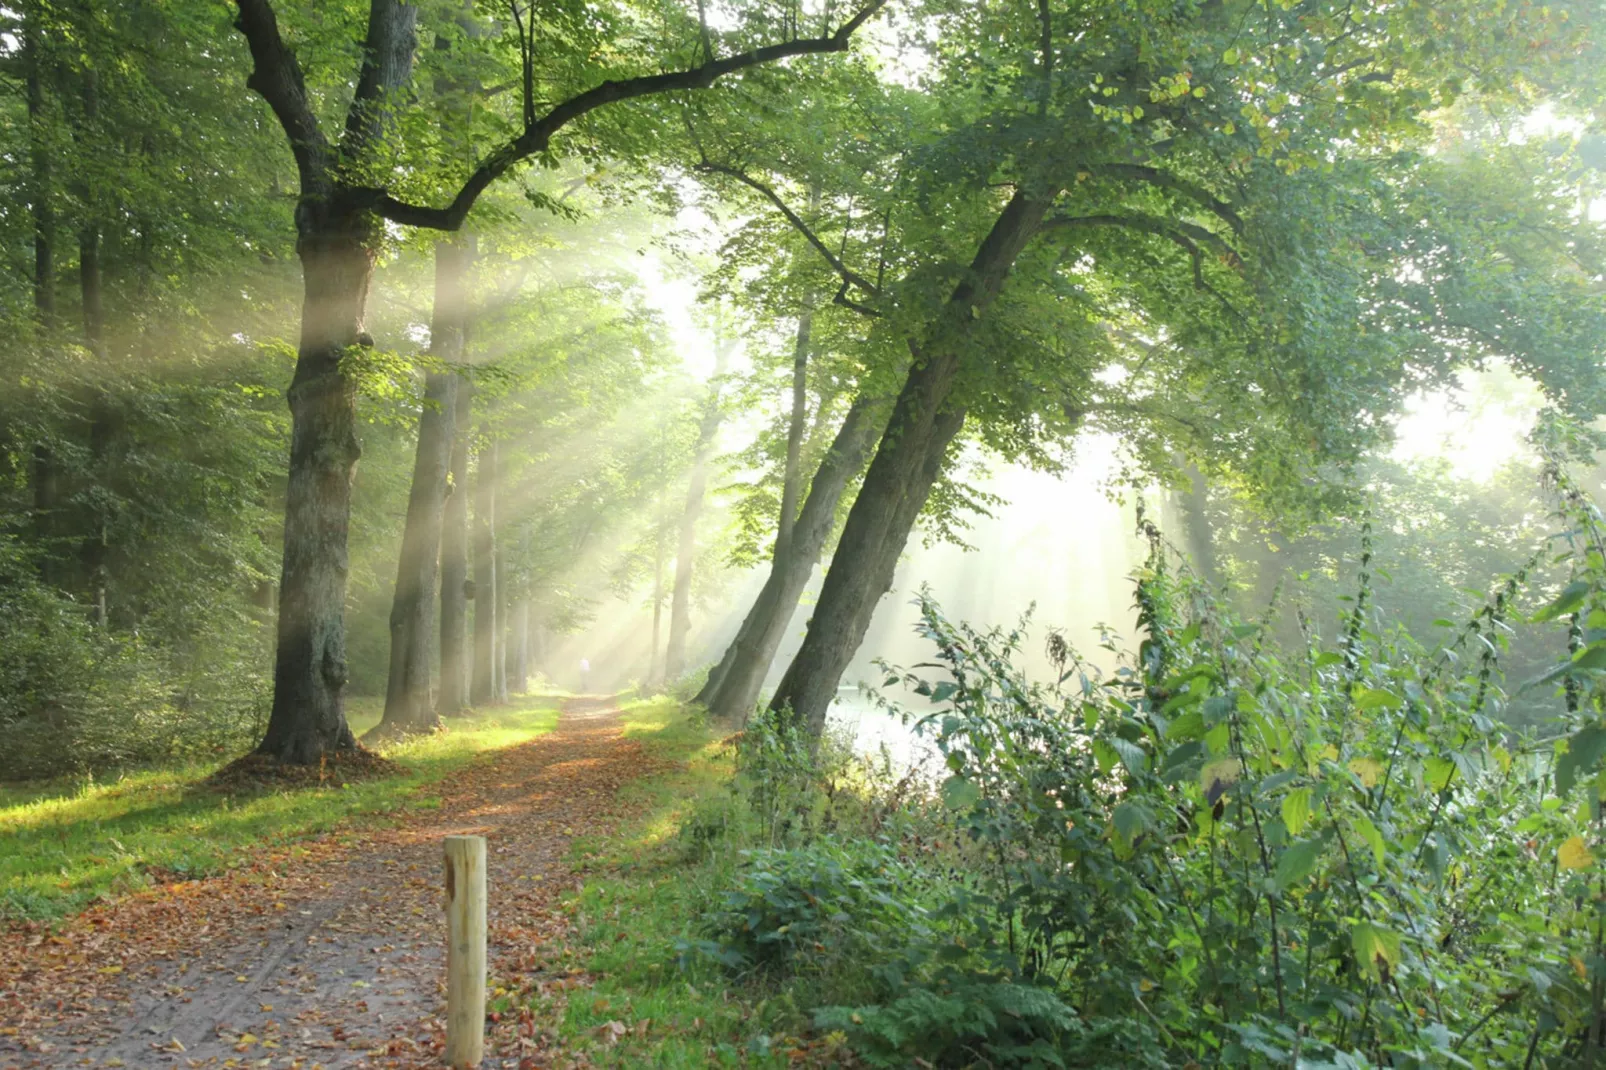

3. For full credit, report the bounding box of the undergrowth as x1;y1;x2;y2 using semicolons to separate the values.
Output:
551;420;1606;1068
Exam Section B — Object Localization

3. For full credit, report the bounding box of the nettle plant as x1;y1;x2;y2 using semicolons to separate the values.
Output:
875;433;1606;1066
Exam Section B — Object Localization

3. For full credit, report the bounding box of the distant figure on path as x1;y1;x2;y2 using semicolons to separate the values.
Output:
579;657;591;693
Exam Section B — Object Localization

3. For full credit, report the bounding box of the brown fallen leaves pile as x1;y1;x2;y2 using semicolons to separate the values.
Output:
0;699;674;1070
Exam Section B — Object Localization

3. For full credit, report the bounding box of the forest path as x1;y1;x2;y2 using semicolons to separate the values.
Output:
1;697;670;1069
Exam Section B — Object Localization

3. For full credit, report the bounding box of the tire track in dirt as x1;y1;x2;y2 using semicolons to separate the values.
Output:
0;697;674;1069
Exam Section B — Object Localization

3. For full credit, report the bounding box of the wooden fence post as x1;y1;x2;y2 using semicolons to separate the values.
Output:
444;834;487;1068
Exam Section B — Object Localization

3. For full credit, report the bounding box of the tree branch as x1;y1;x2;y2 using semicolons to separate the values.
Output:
695;161;883;301
232;0;330;191
1090;164;1245;234
1046;212;1248;322
375;0;890;231
340;0;419;162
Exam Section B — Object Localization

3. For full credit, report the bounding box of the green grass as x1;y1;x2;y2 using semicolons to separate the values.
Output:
0;694;561;922
540;700;833;1067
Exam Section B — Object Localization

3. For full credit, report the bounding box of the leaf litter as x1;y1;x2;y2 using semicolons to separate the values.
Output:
0;697;674;1069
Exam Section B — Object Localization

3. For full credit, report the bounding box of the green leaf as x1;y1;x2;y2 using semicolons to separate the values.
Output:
1112;800;1152;845
940;775;981;810
1353;687;1401;711
1281;787;1312;836
1532;580;1590;623
1274;837;1325;890
1557;725;1606;796
1353;813;1386;868
1167;709;1206;741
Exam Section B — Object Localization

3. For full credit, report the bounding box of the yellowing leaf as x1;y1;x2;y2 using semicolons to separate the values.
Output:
1348;757;1384;788
1200;758;1240;802
1281;787;1312;836
98;965;123;975
1574;956;1589;980
1560;835;1595;870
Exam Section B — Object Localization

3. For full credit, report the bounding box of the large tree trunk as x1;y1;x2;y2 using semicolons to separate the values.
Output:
471;435;499;706
256;211;376;763
702;396;881;725
439;379;472;713
372;237;471;738
768;190;1056;737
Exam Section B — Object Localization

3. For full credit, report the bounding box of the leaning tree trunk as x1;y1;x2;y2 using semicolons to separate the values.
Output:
471;435;499;706
769;190;1056;737
371;237;471;738
256;210;377;763
697;310;814;708
702;396;881;725
439;380;472;713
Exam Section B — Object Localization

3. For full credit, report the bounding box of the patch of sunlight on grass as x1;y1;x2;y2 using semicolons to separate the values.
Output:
0;692;563;922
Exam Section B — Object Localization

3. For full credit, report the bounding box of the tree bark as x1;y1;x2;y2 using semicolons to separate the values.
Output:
236;0;419;763
372;237;471;738
255;208;377;763
701;395;881;724
471;435;499;706
768;190;1057;737
439;378;473;713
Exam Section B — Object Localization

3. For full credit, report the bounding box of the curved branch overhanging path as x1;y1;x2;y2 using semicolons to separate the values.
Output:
1;697;670;1069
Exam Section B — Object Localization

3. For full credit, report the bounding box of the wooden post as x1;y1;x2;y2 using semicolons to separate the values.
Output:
444;835;487;1068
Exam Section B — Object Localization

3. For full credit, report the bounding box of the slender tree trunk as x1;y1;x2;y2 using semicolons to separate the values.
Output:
510;598;529;694
648;509;666;688
373;237;471;738
471;436;499;705
698;312;814;707
494;539;509;703
256;209;377;763
664;351;731;682
702;396;881;724
439;378;472;713
25;4;54;327
1178;465;1219;586
775;309;813;560
74;66;102;354
769;190;1056;736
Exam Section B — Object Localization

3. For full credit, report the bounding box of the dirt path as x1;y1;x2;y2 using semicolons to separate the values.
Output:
0;698;670;1069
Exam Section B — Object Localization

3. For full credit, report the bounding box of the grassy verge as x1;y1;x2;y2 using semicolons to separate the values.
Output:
0;694;561;922
544;700;837;1068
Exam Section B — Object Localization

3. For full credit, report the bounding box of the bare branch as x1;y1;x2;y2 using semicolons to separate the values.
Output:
232;0;330;190
695;161;883;301
375;0;890;231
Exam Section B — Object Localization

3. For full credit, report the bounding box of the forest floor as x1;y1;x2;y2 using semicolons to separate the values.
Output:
0;696;689;1070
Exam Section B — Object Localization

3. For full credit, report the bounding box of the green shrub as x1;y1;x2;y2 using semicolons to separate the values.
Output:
693;838;931;975
816;978;1089;1070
